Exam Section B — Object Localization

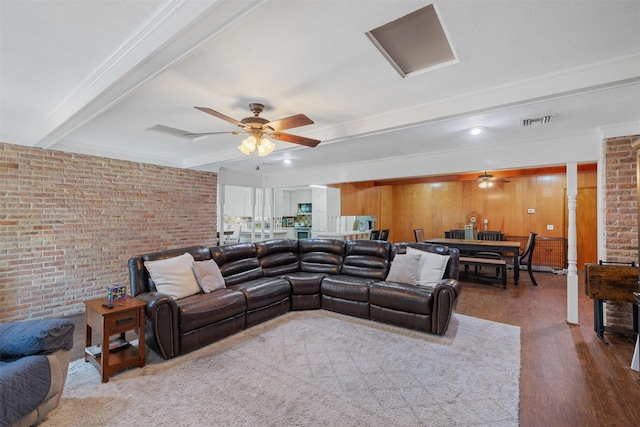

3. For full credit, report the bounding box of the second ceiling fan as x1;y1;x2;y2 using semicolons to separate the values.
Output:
191;103;321;157
478;171;510;188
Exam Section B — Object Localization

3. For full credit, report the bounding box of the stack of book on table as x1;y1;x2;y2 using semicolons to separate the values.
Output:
85;337;129;357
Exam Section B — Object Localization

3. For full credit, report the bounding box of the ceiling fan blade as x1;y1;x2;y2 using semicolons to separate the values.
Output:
147;124;209;140
271;132;321;147
184;131;242;137
194;107;245;128
267;114;314;131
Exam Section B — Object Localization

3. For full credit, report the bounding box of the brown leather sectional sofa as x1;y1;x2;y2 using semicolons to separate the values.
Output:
128;239;461;360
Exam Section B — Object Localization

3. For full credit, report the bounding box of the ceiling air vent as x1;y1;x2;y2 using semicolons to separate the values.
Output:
366;4;457;78
521;115;553;126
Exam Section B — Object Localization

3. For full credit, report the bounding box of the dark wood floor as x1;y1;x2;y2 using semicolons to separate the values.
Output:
67;270;640;426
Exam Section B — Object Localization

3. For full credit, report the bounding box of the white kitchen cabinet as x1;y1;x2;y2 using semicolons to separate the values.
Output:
312;188;327;212
286;190;296;216
288;191;297;215
327;187;340;217
296;189;312;205
312;187;327;232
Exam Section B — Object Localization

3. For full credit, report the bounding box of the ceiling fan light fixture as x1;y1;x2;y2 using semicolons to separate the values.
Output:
244;135;257;149
478;180;494;189
238;143;253;155
257;137;275;157
238;135;258;155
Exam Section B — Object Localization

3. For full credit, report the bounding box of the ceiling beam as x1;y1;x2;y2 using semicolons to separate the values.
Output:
367;163;598;186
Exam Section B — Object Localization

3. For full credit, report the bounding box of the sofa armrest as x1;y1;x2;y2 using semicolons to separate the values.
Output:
431;279;463;335
0;319;74;360
135;292;180;360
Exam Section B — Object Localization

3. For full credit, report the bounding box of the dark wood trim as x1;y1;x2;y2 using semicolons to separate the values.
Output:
334;163;598;187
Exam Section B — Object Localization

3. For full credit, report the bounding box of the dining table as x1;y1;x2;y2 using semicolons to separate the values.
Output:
424;237;522;284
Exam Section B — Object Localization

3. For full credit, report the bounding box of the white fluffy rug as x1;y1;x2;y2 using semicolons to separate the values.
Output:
43;311;520;426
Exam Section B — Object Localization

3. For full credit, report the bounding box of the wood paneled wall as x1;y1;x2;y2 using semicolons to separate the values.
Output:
337;170;597;247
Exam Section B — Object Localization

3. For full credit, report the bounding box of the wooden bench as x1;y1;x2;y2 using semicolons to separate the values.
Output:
459;256;508;288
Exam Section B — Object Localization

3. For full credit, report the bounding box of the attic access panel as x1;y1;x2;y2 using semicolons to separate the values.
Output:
366;4;457;78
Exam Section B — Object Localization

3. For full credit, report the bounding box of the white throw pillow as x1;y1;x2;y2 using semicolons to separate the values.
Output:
144;253;201;300
386;253;421;284
192;259;226;292
406;247;450;288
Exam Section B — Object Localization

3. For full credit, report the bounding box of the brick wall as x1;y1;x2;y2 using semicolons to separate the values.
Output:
1;142;217;322
603;135;640;329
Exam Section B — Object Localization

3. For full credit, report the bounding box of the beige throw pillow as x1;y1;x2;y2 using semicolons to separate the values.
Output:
406;247;450;288
386;253;422;284
192;259;226;292
144;252;201;300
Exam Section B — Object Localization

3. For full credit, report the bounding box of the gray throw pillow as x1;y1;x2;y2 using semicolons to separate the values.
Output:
192;259;226;292
386;253;421;284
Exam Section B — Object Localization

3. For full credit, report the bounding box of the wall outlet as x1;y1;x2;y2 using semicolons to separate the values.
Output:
547;224;554;230
527;208;535;214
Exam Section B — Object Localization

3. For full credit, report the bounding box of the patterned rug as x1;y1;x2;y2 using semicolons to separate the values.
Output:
43;310;520;426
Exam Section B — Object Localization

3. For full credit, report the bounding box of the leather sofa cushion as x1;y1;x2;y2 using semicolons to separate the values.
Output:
229;277;291;310
178;289;246;333
369;281;433;315
340;240;390;280
256;239;300;276
282;272;326;295
299;239;345;274
211;244;263;286
321;275;371;302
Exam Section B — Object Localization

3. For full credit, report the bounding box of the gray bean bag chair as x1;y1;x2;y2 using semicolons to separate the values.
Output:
0;319;74;427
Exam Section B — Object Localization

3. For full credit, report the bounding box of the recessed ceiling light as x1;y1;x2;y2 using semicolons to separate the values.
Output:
283;159;292;165
470;127;483;136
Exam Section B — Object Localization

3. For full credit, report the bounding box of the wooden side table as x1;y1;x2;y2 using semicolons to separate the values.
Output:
84;296;146;383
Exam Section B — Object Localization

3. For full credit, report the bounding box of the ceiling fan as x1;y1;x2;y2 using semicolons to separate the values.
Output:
478;171;510;188
187;103;321;157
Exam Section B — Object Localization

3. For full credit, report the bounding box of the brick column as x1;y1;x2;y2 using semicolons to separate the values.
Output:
604;135;640;329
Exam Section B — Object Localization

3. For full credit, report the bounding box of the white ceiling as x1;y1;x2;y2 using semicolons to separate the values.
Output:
2;0;640;185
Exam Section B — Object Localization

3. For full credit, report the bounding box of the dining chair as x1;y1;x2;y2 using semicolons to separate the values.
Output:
475;230;504;275
414;228;425;242
518;232;538;285
477;230;503;241
379;229;389;241
369;230;381;240
449;229;466;239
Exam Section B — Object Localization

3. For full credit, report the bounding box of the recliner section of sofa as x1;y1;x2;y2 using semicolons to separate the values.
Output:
370;242;461;335
128;239;461;360
211;242;292;328
279;238;345;311
321;240;392;319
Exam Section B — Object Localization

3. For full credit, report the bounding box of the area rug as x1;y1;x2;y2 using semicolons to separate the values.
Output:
43;311;520;426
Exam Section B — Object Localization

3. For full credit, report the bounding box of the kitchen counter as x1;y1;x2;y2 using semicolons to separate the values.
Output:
239;229;293;242
313;231;371;241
